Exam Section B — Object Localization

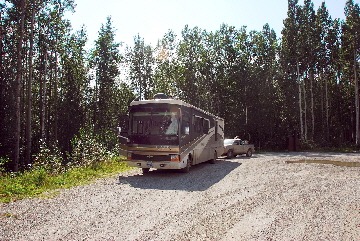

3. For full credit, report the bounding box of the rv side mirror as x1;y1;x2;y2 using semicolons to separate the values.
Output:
117;127;129;138
118;115;129;137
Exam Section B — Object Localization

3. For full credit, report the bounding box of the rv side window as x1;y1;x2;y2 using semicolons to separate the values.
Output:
182;116;190;135
203;119;209;134
133;121;138;134
193;116;203;133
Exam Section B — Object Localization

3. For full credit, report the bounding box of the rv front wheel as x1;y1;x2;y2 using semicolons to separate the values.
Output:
180;156;191;173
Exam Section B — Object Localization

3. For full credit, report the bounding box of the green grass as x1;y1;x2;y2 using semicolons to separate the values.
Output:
0;157;134;203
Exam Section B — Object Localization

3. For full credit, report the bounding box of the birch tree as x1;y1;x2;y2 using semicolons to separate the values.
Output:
14;0;26;172
342;0;360;145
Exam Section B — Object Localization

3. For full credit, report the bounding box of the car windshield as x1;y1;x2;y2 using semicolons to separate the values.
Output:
131;108;179;136
224;139;234;145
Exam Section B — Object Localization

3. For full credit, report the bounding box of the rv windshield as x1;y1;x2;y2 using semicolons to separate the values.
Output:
131;108;179;136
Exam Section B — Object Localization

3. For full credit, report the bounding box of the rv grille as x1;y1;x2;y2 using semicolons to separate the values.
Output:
131;154;170;161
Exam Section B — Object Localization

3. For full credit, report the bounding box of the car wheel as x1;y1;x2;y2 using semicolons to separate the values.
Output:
246;149;252;157
227;150;233;159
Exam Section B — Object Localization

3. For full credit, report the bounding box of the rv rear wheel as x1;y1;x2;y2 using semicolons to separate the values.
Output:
142;168;150;174
209;151;217;164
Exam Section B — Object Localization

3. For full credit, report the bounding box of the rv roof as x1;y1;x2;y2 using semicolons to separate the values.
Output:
130;98;185;107
130;99;224;121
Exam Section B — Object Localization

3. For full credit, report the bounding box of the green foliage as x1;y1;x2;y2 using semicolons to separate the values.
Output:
300;140;319;151
57;27;89;154
32;140;65;174
31;129;120;175
153;30;179;96
90;17;123;149
70;128;110;168
126;34;155;100
0;157;132;203
0;157;10;173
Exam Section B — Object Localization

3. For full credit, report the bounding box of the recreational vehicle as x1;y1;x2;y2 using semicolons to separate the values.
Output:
119;93;224;174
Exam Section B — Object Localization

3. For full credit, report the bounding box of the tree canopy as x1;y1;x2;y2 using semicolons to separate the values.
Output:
0;0;359;171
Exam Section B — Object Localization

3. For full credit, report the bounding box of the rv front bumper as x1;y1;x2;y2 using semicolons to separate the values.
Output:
127;160;183;169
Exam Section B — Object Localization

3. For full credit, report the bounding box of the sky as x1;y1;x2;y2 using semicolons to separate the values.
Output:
64;0;359;49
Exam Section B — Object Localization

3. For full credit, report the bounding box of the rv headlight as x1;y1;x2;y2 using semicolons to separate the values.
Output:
170;155;179;161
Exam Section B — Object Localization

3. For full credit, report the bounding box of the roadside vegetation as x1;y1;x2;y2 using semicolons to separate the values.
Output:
0;157;132;203
0;158;130;203
0;131;133;203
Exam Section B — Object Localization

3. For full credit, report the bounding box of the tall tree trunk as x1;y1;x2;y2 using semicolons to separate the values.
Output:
297;62;304;141
94;71;98;135
354;42;359;145
25;6;35;167
324;72;329;142
0;6;3;84
54;50;58;143
303;72;307;141
310;69;315;140
47;61;52;142
0;5;3;111
14;0;27;172
40;48;47;140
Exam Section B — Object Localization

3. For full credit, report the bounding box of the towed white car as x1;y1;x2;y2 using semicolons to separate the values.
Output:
222;138;255;158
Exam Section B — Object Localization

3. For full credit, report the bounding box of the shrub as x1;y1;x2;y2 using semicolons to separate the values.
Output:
32;140;66;174
0;157;10;174
69;129;109;168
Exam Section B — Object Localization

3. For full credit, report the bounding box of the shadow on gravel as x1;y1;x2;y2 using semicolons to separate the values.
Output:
117;160;241;191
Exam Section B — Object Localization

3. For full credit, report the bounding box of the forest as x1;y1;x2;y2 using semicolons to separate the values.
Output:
0;0;359;172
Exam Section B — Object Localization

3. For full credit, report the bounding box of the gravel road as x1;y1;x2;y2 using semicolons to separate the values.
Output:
1;152;360;240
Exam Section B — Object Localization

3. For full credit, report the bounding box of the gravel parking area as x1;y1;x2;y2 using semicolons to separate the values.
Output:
1;152;360;240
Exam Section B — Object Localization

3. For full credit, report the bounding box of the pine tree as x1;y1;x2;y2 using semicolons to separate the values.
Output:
58;28;88;154
154;30;179;97
126;34;154;100
280;0;302;139
91;17;121;148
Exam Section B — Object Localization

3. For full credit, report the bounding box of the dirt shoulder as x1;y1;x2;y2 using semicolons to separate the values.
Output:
1;152;360;240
